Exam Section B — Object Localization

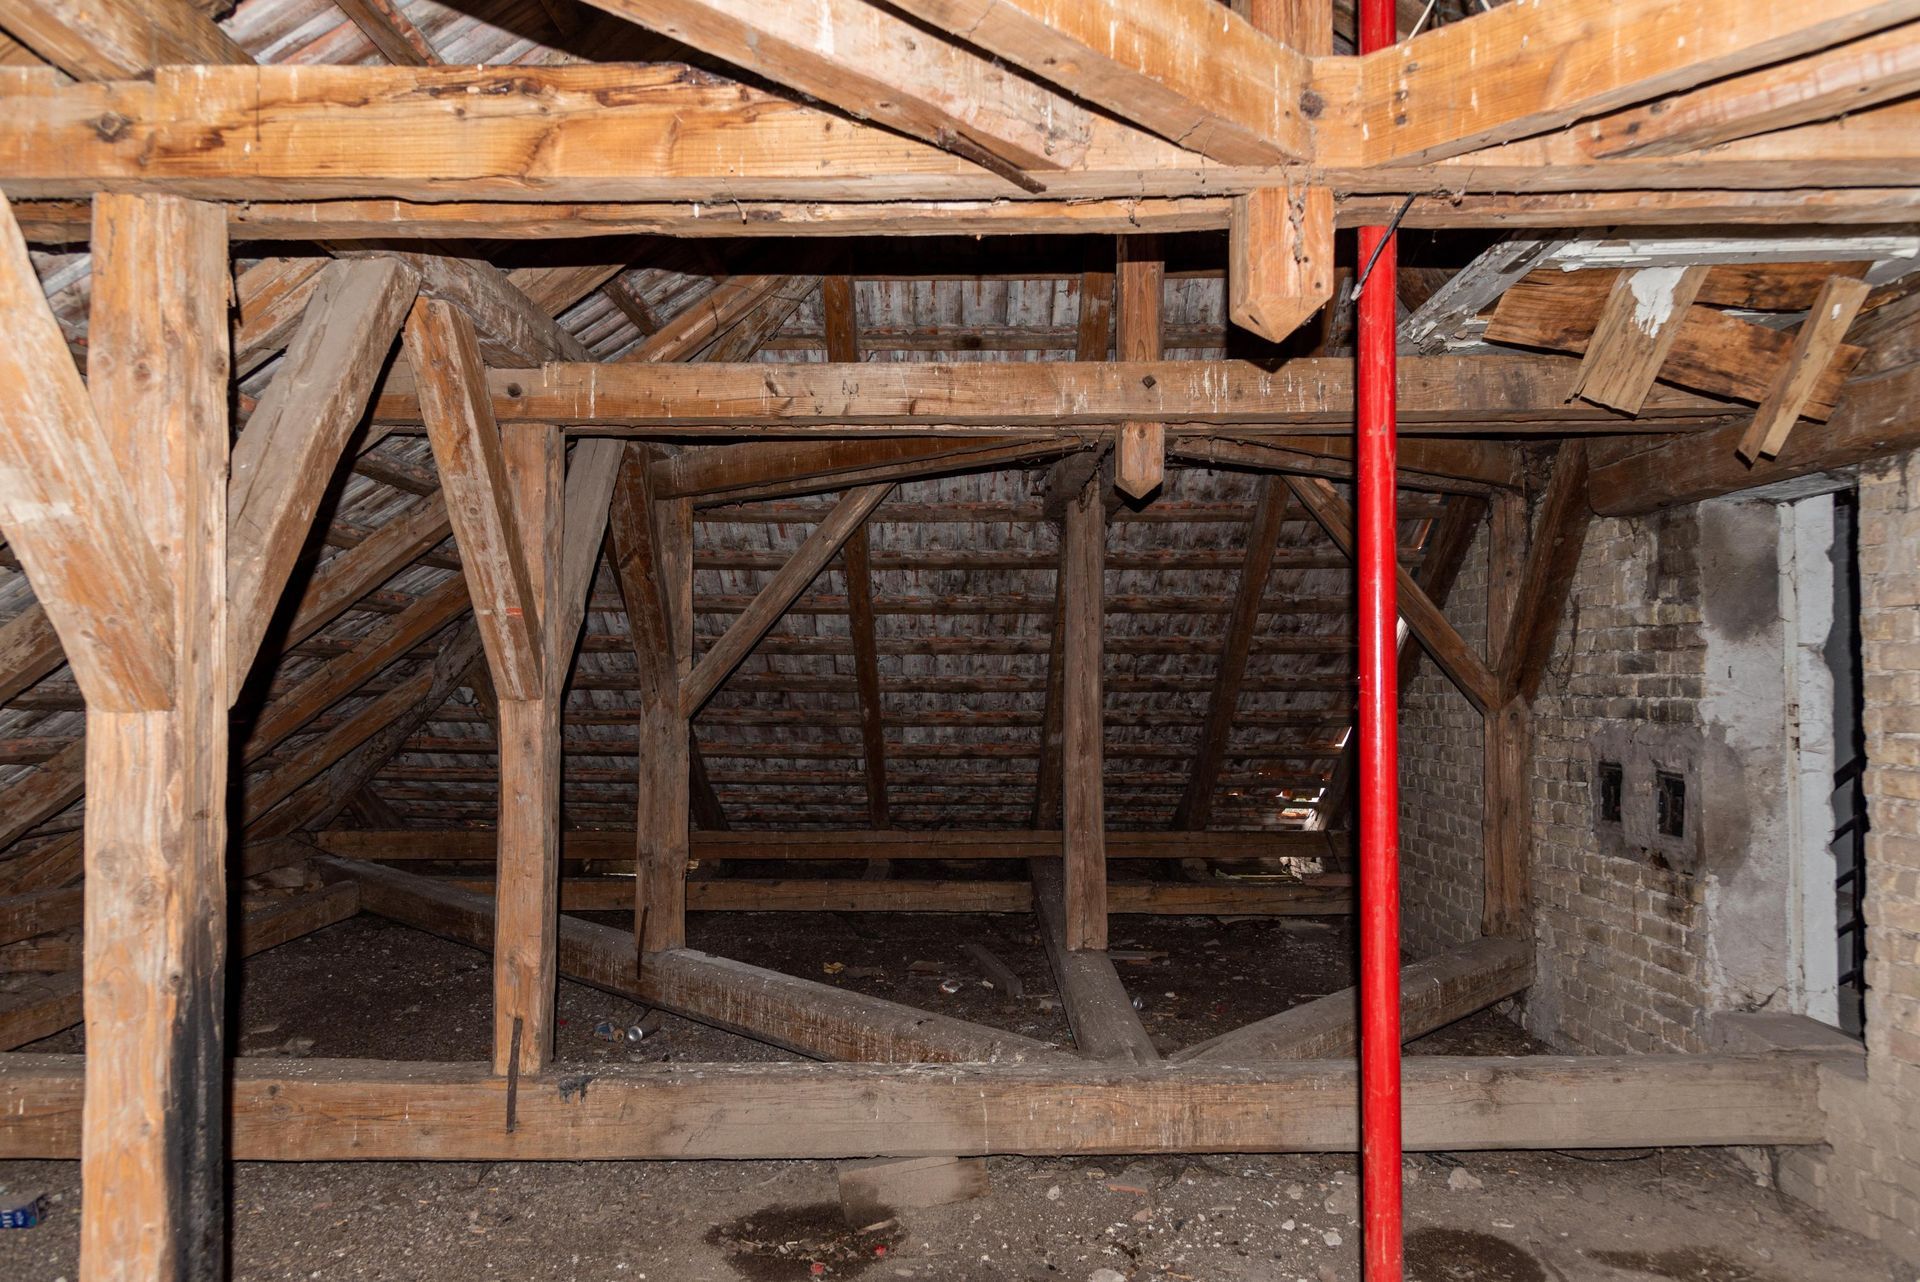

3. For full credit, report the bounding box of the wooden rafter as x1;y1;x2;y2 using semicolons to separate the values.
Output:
0;196;172;711
680;484;894;716
227;257;422;698
1174;476;1291;830
335;0;444;65
576;0;1093;179
885;0;1314;164
1286;476;1498;714
1347;0;1920;166
0;0;246;80
1499;442;1594;705
408;300;545;702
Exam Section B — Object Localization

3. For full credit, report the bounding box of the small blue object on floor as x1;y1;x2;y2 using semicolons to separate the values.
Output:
0;1191;48;1229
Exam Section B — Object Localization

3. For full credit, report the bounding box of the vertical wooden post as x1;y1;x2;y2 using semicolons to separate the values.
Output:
494;424;563;1073
1062;475;1108;950
638;496;693;953
1483;491;1530;939
82;194;230;1282
1114;236;1165;500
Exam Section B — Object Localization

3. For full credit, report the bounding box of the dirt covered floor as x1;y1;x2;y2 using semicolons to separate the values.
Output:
0;904;1906;1281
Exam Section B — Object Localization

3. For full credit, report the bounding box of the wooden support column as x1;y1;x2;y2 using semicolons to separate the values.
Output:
1482;444;1593;937
82;195;230;1282
609;446;693;954
1482;491;1530;939
407;298;564;1074
494;423;563;1075
1114;237;1165;499
1061;472;1108;951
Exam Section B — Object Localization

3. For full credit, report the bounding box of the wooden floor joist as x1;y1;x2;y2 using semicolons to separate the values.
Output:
332;857;1067;1064
0;1051;1835;1160
1171;937;1533;1064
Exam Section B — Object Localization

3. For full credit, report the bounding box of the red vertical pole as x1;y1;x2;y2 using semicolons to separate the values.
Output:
1356;0;1402;1277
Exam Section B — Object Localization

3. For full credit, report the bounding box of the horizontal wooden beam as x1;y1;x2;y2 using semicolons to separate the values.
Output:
0;1051;1833;1159
4;66;1918;205
310;828;1351;863
1173;936;1532;1062
20;189;1920;242
0;881;360;1051
446;876;1350;916
334;857;1066;1063
372;355;1731;432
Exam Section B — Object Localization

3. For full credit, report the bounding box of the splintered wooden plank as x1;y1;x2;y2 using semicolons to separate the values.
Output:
1114;238;1165;499
407;298;544;701
1356;0;1920;165
1032;861;1157;1063
1587;23;1920;158
0;0;249;80
0;1050;1838;1160
1171;937;1533;1062
1486;278;1864;418
1229;183;1334;345
227;257;421;697
578;0;1091;176
1285;476;1499;714
334;857;1067;1064
1571;266;1709;414
680;483;893;715
1737;276;1874;462
884;0;1313;165
0;198;172;712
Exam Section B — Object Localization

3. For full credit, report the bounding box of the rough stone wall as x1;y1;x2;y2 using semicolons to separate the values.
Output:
1397;523;1488;956
1522;507;1714;1053
1778;452;1920;1262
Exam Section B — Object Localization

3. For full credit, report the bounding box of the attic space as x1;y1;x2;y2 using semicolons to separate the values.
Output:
0;0;1918;1279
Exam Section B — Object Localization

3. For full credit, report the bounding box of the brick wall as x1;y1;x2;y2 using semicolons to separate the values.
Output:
1524;507;1713;1054
1397;523;1487;955
1778;452;1920;1262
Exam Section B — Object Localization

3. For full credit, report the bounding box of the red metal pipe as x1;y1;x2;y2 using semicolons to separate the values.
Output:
1356;0;1403;1277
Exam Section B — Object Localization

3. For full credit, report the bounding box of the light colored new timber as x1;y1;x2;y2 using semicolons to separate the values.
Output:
1570;266;1709;415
